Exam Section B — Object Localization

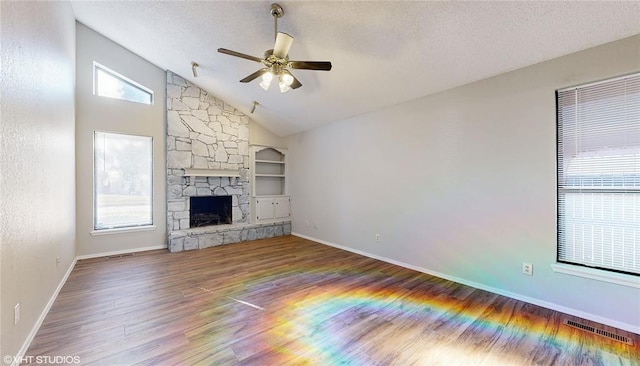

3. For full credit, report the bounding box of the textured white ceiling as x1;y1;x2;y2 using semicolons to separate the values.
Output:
70;1;640;136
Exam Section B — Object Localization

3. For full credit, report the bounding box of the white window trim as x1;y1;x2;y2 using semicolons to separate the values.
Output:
551;263;640;289
91;225;156;236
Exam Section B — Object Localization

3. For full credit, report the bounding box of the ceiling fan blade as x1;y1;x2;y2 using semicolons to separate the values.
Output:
239;68;269;83
289;61;332;71
218;48;263;63
273;32;294;58
290;74;302;89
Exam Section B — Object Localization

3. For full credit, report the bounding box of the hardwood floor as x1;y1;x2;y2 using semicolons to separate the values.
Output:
26;235;639;365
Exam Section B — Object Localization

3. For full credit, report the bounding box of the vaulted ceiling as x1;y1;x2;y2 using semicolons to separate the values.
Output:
70;1;640;136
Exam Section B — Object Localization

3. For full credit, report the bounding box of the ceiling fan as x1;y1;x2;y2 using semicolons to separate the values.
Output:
218;3;332;93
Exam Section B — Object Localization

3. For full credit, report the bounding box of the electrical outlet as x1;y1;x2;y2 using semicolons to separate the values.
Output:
56;256;61;266
375;234;381;242
522;262;533;276
14;303;21;325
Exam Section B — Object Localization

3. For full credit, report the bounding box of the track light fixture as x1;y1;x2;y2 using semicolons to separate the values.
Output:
191;61;199;77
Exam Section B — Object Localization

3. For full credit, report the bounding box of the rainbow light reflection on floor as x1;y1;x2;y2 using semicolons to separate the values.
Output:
197;262;637;365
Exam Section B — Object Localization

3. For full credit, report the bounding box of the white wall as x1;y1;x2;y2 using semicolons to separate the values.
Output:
287;35;640;332
75;23;167;256
0;1;76;358
250;120;287;147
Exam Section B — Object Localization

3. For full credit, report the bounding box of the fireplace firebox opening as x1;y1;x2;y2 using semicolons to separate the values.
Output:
190;196;232;228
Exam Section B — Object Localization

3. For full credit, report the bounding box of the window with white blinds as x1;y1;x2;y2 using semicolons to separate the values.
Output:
557;72;640;276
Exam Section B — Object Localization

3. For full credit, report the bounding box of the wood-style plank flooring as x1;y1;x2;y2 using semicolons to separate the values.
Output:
26;235;639;365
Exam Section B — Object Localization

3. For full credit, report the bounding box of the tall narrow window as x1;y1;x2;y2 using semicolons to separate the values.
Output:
93;62;153;105
94;132;153;230
557;73;640;276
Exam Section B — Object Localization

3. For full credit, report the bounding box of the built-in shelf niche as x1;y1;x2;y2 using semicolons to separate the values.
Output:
250;145;290;223
255;160;285;176
251;146;287;196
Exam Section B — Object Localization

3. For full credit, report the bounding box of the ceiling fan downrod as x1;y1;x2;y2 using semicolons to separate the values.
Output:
270;3;284;41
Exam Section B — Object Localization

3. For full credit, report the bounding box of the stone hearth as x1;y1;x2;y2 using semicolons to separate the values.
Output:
169;221;292;252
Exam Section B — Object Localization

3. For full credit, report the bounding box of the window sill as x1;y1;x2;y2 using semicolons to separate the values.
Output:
551;263;640;289
91;225;156;236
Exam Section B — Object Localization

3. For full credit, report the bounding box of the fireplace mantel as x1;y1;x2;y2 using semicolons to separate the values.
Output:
183;168;240;186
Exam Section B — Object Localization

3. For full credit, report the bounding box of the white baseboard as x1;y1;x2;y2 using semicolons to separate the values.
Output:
292;232;640;335
75;245;166;260
12;257;77;366
12;244;168;365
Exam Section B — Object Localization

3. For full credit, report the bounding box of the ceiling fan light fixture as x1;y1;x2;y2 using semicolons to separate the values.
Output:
259;71;273;90
279;81;291;93
280;71;294;86
278;70;293;92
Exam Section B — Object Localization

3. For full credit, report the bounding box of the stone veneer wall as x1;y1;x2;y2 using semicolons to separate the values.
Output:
166;71;290;252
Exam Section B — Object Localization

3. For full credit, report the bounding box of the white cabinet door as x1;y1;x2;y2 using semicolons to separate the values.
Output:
255;198;275;221
274;197;290;219
252;196;291;223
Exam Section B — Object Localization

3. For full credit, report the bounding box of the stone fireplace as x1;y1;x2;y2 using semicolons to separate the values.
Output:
166;71;290;252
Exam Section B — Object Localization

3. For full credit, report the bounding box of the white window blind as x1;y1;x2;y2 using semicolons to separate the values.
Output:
557;73;640;276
